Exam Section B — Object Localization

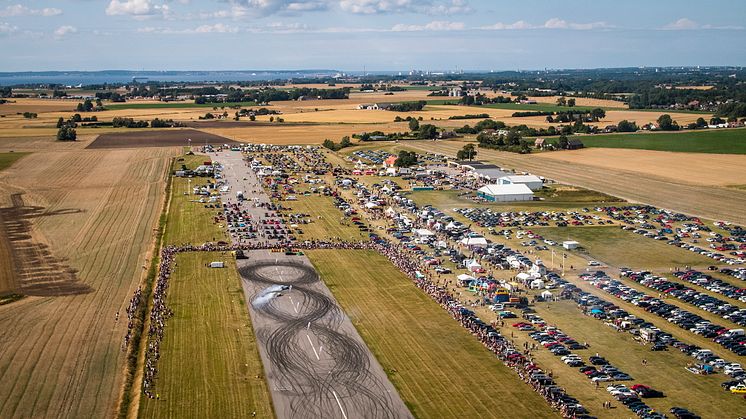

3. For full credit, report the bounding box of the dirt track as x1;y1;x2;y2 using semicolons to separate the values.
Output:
409;141;746;224
87;129;236;149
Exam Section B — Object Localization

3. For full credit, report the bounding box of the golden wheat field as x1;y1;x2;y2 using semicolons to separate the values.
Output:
0;146;175;418
534;148;746;186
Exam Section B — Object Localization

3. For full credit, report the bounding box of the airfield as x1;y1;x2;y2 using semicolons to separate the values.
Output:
0;83;745;419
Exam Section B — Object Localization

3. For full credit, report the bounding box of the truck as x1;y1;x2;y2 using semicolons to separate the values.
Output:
236;191;245;201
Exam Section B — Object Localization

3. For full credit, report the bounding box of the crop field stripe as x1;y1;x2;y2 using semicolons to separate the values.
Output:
0;148;172;418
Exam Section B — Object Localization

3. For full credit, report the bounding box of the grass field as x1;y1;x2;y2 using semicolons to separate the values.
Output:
138;253;273;419
307;249;558;419
281;195;368;241
137;153;272;418
0;152;29;171
164;155;228;245
577;128;746;154
538;226;714;269
106;101;258;110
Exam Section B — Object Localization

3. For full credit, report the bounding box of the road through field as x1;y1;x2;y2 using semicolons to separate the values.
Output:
410;141;746;224
0;148;174;418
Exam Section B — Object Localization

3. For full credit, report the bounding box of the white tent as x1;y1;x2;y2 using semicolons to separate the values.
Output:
457;273;476;282
467;260;482;272
437;240;448;249
415;228;435;237
540;291;553;299
530;279;546;289
445;221;458;230
460;236;488;247
516;272;531;281
365;202;379;209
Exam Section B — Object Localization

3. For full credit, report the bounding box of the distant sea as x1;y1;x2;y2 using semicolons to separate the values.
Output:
0;70;371;86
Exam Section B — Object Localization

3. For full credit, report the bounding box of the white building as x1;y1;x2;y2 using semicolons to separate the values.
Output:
476;184;534;202
498;175;544;191
562;240;580;250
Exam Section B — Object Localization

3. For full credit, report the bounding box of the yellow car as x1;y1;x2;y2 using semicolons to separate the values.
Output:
730;384;746;394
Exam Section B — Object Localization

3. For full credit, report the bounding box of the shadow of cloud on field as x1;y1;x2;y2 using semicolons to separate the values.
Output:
0;193;92;297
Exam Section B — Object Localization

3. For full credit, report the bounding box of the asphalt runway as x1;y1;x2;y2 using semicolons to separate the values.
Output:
213;150;411;419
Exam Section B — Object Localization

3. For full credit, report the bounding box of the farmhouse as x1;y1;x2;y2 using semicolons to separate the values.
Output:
567;139;584;150
357;103;394;110
498;175;543;191
476;184;535;202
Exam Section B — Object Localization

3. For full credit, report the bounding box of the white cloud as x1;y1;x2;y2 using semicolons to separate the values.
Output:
663;18;699;30
138;23;238;34
106;0;172;18
480;20;532;30
480;18;610;31
0;4;62;17
391;20;464;31
542;18;609;30
194;23;238;33
0;22;19;35
53;25;78;39
227;0;328;16
339;0;469;15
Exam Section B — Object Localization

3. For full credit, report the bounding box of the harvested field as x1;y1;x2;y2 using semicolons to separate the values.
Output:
0;147;174;418
534;148;746;186
524;95;627;108
201;123;405;145
87;129;235;149
408;140;746;224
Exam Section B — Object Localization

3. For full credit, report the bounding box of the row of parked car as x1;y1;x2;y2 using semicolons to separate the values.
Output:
672;269;746;303
571;276;746;395
621;270;746;327
593;274;746;356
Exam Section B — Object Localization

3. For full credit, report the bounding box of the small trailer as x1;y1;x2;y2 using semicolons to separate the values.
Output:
209;261;225;268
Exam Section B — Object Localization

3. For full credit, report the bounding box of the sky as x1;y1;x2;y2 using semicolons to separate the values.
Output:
0;0;745;71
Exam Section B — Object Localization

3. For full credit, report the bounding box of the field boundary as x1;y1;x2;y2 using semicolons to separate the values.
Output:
116;156;174;419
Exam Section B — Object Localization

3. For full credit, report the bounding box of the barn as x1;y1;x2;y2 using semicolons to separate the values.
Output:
476;184;534;202
498;175;544;191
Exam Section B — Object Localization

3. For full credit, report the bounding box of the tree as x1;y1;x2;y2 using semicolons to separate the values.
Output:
695;117;707;128
590;108;606;121
339;136;351;148
322;139;336;150
617;120;638;132
558;135;569;150
417;124;437;139
567;98;576;107
394;150;418;167
249;114;256;121
657;114;679;131
456;144;477;161
556;97;567;106
56;126;77;141
56;117;64;128
408;118;420;132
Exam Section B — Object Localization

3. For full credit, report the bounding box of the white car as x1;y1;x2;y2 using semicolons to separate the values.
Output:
588;261;602;266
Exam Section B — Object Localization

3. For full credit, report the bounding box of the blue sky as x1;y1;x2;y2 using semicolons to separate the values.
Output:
1;0;744;71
